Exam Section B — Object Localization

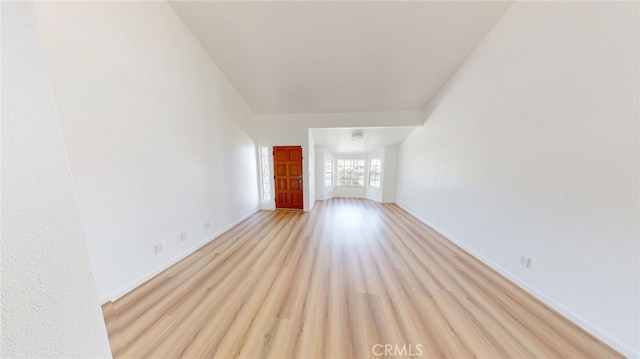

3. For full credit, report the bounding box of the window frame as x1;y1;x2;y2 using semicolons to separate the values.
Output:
324;158;334;188
336;158;366;187
369;158;382;189
259;146;271;202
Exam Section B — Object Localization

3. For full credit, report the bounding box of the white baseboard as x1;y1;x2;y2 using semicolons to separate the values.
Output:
396;203;638;359
318;194;335;201
104;208;259;303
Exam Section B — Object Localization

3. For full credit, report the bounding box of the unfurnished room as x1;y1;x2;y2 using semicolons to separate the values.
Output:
2;1;639;358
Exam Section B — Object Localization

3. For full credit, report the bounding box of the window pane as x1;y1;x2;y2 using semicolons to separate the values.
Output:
259;146;271;202
324;158;333;187
369;159;382;188
337;158;365;186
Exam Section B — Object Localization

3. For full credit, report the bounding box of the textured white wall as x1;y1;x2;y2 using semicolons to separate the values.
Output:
396;2;639;356
1;2;112;357
34;2;259;302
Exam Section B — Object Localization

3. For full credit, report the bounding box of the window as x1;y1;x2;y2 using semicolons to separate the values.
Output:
325;158;333;187
337;159;365;186
369;159;382;188
260;147;271;202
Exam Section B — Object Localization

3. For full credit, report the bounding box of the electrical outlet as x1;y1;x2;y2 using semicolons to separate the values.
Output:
180;232;188;242
154;243;163;255
519;255;531;268
205;221;210;229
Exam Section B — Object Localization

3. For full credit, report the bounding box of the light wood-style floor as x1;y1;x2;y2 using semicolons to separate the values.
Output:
102;198;621;358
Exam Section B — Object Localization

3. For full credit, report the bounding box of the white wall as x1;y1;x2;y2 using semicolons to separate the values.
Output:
1;2;112;357
256;110;422;211
315;146;326;200
34;2;259;302
396;2;639;356
365;148;384;202
308;132;316;210
315;147;336;201
381;145;399;203
333;186;367;199
324;150;336;199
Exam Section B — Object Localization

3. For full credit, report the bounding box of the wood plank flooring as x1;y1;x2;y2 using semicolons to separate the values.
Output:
102;198;622;358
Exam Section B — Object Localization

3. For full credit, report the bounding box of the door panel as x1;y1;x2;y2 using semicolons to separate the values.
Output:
289;164;301;176
273;146;303;210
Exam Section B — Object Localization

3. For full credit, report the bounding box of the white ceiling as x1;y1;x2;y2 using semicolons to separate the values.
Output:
169;1;511;114
311;127;417;155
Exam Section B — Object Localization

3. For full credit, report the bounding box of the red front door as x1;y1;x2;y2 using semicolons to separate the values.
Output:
273;146;303;210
